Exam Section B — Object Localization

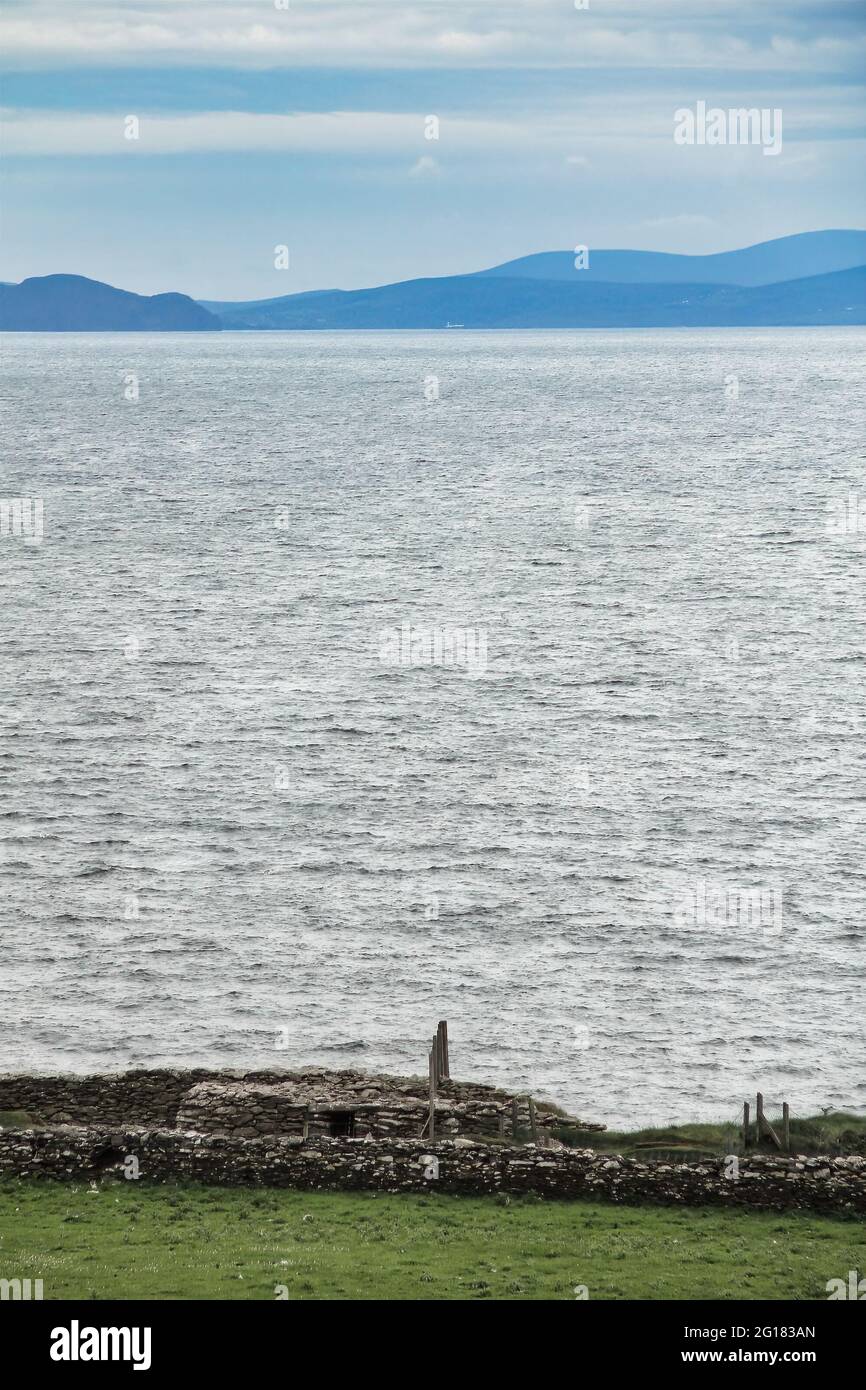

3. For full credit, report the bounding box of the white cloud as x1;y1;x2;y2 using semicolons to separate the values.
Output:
3;89;860;160
408;155;441;178
0;109;418;156
1;0;862;71
1;109;529;156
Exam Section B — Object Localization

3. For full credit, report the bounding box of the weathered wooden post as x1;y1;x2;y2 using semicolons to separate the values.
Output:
528;1096;538;1144
434;1021;449;1084
743;1100;750;1149
756;1091;765;1147
756;1091;782;1149
428;1043;436;1142
782;1102;790;1153
438;1020;450;1079
511;1096;519;1139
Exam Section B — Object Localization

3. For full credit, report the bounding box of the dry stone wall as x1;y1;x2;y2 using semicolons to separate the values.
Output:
0;1069;214;1129
0;1127;862;1214
176;1081;512;1140
0;1068;597;1138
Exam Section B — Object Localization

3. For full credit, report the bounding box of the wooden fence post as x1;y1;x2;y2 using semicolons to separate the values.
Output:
756;1091;764;1146
743;1100;750;1149
438;1020;449;1079
528;1096;538;1144
756;1091;782;1149
782;1102;790;1153
428;1044;436;1142
511;1097;519;1139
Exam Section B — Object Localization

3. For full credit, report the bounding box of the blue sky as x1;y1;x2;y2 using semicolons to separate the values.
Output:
1;0;864;298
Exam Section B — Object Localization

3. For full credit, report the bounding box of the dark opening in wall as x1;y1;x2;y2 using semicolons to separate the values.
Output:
89;1145;126;1173
326;1111;356;1138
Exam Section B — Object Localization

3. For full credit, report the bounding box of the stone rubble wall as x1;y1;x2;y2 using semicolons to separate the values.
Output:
0;1127;863;1214
177;1084;311;1139
0;1070;219;1129
0;1069;598;1138
176;1081;513;1140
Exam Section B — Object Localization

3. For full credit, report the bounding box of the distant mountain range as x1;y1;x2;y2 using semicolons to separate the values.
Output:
200;265;865;330
0;275;220;331
472;230;866;286
1;232;864;331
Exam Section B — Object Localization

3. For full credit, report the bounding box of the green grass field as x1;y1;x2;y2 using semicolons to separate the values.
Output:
1;1180;862;1300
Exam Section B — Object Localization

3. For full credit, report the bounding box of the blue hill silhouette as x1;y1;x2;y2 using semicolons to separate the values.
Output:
474;230;866;286
0;275;220;331
2;235;864;330
201;229;866;323
210;265;865;330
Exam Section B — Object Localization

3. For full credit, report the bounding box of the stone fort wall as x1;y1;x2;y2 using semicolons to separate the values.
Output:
0;1126;862;1214
0;1068;594;1139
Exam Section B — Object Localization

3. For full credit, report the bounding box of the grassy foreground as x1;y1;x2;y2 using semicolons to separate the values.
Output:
0;1180;862;1301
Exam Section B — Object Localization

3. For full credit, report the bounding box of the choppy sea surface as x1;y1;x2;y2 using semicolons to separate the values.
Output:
1;329;864;1129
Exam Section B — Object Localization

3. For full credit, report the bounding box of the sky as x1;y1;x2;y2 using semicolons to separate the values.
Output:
1;0;865;299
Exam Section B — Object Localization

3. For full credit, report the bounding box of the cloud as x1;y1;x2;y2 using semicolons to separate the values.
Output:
408;155;441;178
4;88;860;160
0;109;514;156
2;0;864;72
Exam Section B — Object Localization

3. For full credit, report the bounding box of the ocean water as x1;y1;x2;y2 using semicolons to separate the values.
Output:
1;328;864;1129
